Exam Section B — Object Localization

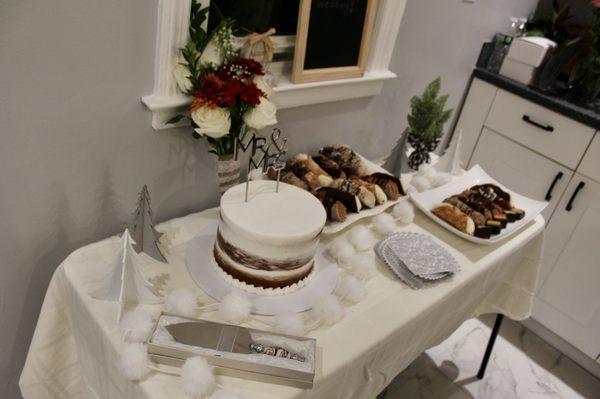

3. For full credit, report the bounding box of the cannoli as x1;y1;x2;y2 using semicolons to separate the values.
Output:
352;178;387;204
312;155;343;178
362;173;404;200
331;178;376;208
431;203;475;235
319;144;367;177
315;187;362;213
267;167;310;191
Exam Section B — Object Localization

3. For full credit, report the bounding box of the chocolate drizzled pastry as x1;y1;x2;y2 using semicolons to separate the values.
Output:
319;144;367;177
312;155;345;179
267;167;309;191
315;187;361;214
331;178;376;208
362;173;404;200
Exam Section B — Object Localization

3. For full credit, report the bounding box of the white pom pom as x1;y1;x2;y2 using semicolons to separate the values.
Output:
120;308;155;343
372;213;397;235
182;356;215;399
348;225;377;251
219;291;252;324
344;253;377;280
273;313;307;336
335;275;366;304
431;172;452;188
416;163;437;180
392;201;415;225
118;343;150;381
410;175;432;192
210;389;243;399
165;288;197;317
310;294;343;325
328;237;355;262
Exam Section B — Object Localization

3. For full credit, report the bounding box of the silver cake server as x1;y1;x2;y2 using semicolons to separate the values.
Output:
166;321;305;362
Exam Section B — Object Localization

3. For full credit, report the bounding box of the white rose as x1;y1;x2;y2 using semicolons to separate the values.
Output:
199;38;222;67
173;64;193;93
254;76;273;97
243;98;277;130
191;106;231;138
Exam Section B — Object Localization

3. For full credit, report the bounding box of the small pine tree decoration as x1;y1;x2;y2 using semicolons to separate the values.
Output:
406;77;453;170
128;185;167;263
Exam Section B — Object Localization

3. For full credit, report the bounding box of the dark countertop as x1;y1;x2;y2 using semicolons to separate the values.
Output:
473;67;600;131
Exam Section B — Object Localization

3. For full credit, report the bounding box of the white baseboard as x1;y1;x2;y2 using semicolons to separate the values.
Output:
520;318;600;379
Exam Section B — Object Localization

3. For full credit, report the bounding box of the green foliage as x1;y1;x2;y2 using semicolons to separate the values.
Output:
189;2;210;52
406;77;453;143
166;114;186;124
526;1;573;46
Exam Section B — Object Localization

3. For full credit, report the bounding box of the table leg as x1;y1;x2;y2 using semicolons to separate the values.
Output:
477;314;504;379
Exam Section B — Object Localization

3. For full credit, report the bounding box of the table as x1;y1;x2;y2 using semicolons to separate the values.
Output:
20;208;544;399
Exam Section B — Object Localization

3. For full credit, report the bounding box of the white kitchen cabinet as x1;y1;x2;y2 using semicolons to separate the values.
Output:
469;128;573;226
535;175;600;358
457;74;599;371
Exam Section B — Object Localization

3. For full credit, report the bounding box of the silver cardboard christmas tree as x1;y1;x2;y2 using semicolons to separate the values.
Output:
128;185;167;263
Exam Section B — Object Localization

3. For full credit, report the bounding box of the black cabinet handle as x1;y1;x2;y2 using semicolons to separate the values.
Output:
522;115;554;132
545;172;563;201
566;181;585;211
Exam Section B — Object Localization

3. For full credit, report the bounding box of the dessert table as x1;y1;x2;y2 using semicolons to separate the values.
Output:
20;208;544;399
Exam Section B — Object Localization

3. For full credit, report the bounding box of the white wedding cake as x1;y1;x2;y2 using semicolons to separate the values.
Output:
214;180;326;293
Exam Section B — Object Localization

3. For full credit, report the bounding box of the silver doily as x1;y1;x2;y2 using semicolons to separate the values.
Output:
376;232;459;287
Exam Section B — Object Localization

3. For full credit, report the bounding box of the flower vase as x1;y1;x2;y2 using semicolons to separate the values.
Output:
407;131;440;170
217;155;240;194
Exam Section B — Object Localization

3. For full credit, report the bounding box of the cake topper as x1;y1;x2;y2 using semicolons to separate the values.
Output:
234;128;288;201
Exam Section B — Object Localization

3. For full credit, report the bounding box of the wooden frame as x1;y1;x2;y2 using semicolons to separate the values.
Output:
291;0;379;84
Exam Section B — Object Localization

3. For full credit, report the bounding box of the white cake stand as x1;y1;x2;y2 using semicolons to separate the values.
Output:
185;222;340;315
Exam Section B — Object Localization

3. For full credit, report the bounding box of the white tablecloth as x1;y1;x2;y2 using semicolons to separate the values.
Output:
20;209;544;399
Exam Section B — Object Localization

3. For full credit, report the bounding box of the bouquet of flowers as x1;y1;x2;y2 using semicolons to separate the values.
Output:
169;4;277;156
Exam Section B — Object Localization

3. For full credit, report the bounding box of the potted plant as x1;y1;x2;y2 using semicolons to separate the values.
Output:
406;77;453;170
570;2;600;103
168;4;277;193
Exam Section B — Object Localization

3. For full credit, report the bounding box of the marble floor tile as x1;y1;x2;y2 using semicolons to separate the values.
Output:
386;316;600;399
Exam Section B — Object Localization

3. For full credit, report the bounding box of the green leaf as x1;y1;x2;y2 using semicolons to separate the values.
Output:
166;114;186;124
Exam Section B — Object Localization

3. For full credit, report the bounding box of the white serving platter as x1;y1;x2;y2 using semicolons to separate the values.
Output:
186;222;339;315
321;155;409;235
409;164;548;245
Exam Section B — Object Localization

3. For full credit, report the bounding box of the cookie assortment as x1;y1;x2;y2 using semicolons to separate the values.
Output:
431;184;525;239
267;144;405;222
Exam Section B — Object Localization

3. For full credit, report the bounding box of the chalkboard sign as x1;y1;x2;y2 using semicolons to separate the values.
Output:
292;0;378;83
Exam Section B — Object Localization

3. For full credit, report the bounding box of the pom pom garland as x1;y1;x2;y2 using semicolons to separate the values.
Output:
410;175;431;193
335;275;366;304
431;172;452;188
372;213;397;235
120;308;155;343
348;225;378;251
310;294;343;326
342;253;376;280
416;163;437;180
182;356;215;399
118;343;151;381
328;237;355;262
273;312;307;336
218;291;252;324
165;288;198;317
392;201;415;225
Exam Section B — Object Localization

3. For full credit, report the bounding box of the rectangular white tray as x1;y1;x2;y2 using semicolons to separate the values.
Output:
409;165;547;245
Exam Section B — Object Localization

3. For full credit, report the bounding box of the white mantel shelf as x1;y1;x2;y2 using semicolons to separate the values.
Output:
141;0;407;130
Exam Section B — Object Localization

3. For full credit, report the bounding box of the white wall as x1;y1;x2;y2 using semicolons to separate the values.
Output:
0;0;537;397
